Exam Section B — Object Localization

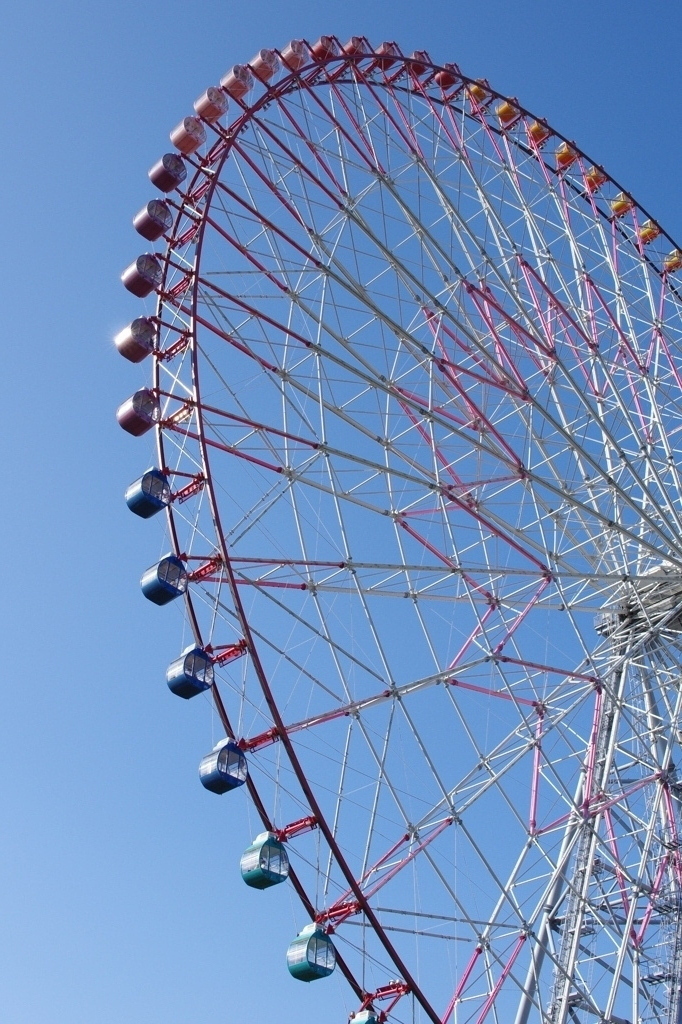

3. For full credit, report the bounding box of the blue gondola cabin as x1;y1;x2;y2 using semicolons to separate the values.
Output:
286;924;336;982
240;832;289;889
140;555;187;605
166;645;214;699
125;468;171;518
199;739;248;794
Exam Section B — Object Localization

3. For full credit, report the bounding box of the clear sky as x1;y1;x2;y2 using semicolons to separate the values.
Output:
1;2;680;1022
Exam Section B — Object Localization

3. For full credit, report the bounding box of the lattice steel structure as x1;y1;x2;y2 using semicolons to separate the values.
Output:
116;36;682;1024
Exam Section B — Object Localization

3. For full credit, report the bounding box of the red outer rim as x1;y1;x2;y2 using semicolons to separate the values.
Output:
149;39;682;1021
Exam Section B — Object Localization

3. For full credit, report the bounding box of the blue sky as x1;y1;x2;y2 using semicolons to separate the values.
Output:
1;2;680;1022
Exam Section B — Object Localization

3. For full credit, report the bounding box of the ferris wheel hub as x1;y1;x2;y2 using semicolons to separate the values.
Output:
596;564;682;637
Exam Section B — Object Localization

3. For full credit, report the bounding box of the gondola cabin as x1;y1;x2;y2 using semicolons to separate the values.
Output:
527;120;550;147
199;739;248;794
280;39;307;71
148;153;187;193
665;250;682;274
409;50;431;76
249;49;279;82
434;65;459;90
140;555;187;605
121;254;163;297
585;165;607;193
115;317;156;363
343;37;365;56
310;36;337;60
166;645;214;698
116;388;160;436
556;141;577;170
125;468;170;518
610;192;634;218
220;64;253;99
286;924;336;982
351;1013;379;1024
467;79;491;106
496;98;520;129
639;220;661;246
240;832;289;889
170;116;206;155
133;199;172;242
194;86;228;122
373;42;399;70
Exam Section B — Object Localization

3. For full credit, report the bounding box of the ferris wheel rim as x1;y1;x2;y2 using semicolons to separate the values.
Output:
135;37;682;1024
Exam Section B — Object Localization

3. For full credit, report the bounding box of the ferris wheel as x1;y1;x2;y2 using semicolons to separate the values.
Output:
115;35;682;1024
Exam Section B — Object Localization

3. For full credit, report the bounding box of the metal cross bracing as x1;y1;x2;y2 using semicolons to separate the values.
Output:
125;37;682;1024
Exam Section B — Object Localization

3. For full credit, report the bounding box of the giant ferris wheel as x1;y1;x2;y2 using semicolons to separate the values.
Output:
115;36;682;1024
